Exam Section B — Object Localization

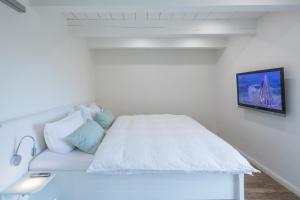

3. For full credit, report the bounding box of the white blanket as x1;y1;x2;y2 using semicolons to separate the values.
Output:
88;115;258;174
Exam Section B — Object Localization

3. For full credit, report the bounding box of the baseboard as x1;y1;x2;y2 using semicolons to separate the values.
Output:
238;149;300;197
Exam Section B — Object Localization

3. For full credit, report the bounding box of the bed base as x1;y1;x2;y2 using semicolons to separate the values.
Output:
30;172;244;200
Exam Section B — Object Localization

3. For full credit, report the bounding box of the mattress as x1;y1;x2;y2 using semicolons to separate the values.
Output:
30;149;93;171
88;115;258;174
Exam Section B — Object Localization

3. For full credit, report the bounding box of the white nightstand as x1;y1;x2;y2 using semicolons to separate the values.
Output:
1;173;55;196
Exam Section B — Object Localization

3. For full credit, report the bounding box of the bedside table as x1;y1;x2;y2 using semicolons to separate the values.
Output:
1;173;55;196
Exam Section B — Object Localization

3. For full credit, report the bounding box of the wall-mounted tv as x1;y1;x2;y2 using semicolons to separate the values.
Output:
236;67;286;114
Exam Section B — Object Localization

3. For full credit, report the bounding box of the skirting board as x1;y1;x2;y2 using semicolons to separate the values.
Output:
238;149;300;197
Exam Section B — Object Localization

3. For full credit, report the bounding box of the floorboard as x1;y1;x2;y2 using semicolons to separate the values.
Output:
245;173;300;200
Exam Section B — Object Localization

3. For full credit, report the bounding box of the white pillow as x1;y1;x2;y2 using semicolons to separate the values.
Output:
44;111;84;153
89;103;102;117
78;105;93;121
78;103;102;121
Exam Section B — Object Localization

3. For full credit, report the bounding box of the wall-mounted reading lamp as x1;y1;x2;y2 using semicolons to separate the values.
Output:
0;0;26;13
11;135;36;166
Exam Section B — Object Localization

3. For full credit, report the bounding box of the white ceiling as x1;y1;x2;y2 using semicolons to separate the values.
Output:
63;11;263;38
29;0;300;12
64;11;265;21
67;21;258;37
30;0;300;49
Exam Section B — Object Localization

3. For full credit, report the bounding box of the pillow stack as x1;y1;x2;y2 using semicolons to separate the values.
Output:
43;103;115;154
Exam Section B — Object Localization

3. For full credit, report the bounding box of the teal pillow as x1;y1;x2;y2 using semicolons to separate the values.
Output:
66;121;105;154
94;110;115;129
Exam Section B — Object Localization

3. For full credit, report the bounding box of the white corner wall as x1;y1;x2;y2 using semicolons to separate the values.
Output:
93;49;217;132
216;12;300;196
0;3;95;122
0;2;95;192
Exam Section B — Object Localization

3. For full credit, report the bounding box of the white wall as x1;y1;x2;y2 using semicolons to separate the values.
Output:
0;1;95;192
0;2;95;122
216;12;300;196
94;49;217;131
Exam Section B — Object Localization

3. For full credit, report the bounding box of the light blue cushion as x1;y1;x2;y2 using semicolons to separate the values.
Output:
66;121;105;154
94;110;115;129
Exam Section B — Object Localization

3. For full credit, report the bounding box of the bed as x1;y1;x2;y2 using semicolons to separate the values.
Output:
29;149;93;171
29;114;257;200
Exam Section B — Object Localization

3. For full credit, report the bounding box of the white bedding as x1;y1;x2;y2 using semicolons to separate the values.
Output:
88;115;258;174
30;149;93;171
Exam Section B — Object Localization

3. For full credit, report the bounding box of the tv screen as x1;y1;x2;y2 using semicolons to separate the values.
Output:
236;68;286;114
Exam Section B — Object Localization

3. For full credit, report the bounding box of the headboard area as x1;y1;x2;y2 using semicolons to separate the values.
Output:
0;105;75;191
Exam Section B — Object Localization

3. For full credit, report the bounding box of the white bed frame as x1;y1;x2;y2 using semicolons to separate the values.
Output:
30;171;245;200
0;106;245;200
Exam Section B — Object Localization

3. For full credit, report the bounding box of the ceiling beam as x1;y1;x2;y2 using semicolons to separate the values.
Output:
87;37;227;49
29;0;300;12
67;19;257;37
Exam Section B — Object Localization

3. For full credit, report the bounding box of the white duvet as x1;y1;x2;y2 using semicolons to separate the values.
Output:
88;115;258;174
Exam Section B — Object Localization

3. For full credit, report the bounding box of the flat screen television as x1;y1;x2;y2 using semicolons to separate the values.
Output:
236;67;286;114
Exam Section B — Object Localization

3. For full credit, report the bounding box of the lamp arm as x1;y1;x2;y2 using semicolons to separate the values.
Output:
15;135;36;157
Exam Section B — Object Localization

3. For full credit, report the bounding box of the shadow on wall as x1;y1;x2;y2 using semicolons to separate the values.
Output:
242;78;298;135
92;49;217;66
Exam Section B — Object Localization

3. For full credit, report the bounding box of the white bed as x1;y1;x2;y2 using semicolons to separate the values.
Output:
29;114;257;200
30;149;93;171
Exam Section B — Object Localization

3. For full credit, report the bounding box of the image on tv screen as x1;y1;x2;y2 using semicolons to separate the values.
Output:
237;70;283;111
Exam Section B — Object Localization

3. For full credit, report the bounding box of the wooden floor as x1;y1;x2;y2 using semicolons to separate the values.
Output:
245;173;300;200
